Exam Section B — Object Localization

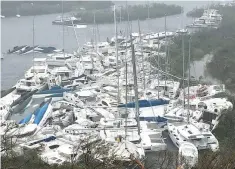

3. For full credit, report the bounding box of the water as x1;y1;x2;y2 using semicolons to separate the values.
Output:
1;1;210;90
190;54;221;84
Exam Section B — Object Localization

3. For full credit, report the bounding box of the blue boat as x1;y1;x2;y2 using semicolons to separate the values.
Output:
35;85;72;94
118;99;169;108
19;113;32;124
29;136;56;146
18;99;50;125
33;85;73;98
33;102;49;125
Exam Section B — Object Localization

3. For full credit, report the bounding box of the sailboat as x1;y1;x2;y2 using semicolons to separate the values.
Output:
16;8;21;18
167;37;219;152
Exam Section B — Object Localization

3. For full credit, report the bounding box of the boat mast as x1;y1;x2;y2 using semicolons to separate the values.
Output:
31;3;35;76
130;35;140;136
187;36;191;123
93;12;98;54
182;31;185;108
164;15;167;96
61;0;65;58
138;19;145;90
114;5;120;114
71;15;80;53
157;33;160;99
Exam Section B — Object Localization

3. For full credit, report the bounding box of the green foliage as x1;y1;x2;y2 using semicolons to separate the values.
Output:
76;3;182;24
186;7;204;18
1;1;114;17
167;5;235;83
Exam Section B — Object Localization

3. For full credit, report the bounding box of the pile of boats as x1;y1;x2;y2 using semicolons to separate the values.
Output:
187;9;222;29
7;45;59;55
0;28;232;168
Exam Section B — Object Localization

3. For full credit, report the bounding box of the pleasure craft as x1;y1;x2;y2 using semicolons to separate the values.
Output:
167;121;219;151
140;121;167;152
40;143;83;165
108;140;145;161
99;118;137;128
25;58;48;79
144;31;175;40
176;28;188;34
178;142;198;168
178;84;226;101
46;53;74;67
149;80;180;99
100;128;141;144
187;97;233;130
7;45;28;54
0;103;10;121
19;46;39;55
15;77;47;93
52;15;83;26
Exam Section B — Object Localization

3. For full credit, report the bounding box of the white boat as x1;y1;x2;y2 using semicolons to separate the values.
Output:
15;78;47;92
0;103;10;121
167;121;219;151
99;118;137;128
144;31;175;40
178;142;198;168
68;24;87;29
16;14;21;18
46;53;74;67
41;143;82;165
25;58;48;79
100;128;141;143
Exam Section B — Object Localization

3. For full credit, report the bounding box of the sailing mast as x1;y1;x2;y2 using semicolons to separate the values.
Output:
31;3;35;76
138;19;145;90
157;33;160;99
114;5;120;113
61;0;65;58
130;35;140;136
187;36;191;123
182;30;185;108
164;15;167;96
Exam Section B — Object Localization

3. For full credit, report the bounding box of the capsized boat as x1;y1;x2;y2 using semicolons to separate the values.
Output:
7;45;28;54
33;85;73;99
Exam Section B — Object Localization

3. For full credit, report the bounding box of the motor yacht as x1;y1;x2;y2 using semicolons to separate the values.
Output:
25;58;48;79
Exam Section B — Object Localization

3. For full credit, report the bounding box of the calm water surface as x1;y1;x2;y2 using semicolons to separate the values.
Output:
1;1;209;90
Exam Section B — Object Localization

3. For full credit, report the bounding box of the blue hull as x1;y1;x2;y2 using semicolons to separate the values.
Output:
33;102;49;125
118;99;169;108
35;85;72;95
19;113;32;124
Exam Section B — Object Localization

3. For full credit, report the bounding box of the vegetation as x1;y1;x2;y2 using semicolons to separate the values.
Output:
186;7;204;18
1;1;114;17
186;3;220;18
164;5;235;87
76;3;182;24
